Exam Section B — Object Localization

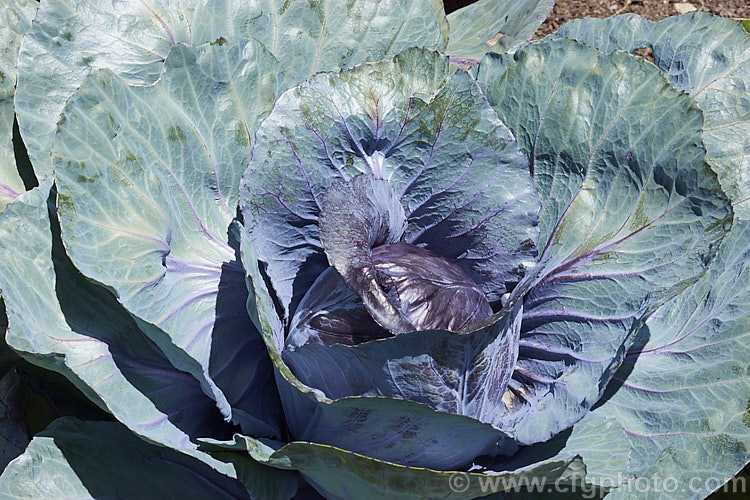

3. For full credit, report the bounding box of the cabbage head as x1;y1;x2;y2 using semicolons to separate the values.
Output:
0;1;748;499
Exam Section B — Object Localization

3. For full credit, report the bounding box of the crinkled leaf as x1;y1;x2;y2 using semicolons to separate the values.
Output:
53;39;283;437
476;38;732;445
202;433;585;500
0;418;252;499
0;0;36;208
241;237;512;470
16;0;449;179
284;302;520;434
446;0;555;61
556;12;750;219
369;242;495;331
590;219;750;499
236;0;449;84
241;48;539;323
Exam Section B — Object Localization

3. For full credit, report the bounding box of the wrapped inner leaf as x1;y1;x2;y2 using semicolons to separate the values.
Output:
318;174;413;334
371;242;492;332
286;268;390;349
240;49;540;328
318;174;492;335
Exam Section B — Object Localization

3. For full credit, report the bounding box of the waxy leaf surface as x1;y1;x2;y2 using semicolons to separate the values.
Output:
0;418;255;500
446;0;555;60
53;39;283;437
0;0;36;208
241;48;539;323
16;0;449;178
477;38;732;445
590;219;750;499
557;12;750;219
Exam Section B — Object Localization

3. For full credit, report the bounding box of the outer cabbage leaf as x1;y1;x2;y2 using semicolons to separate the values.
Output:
0;418;256;500
446;0;555;61
0;0;36;208
556;12;750;219
541;414;631;485
16;0;449;179
236;0;449;84
53;39;283;437
0;183;296;498
241;48;539;322
241;238;513;471
476;38;732;445
0;182;229;463
589;219;750;499
481;413;632;491
201;432;585;500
